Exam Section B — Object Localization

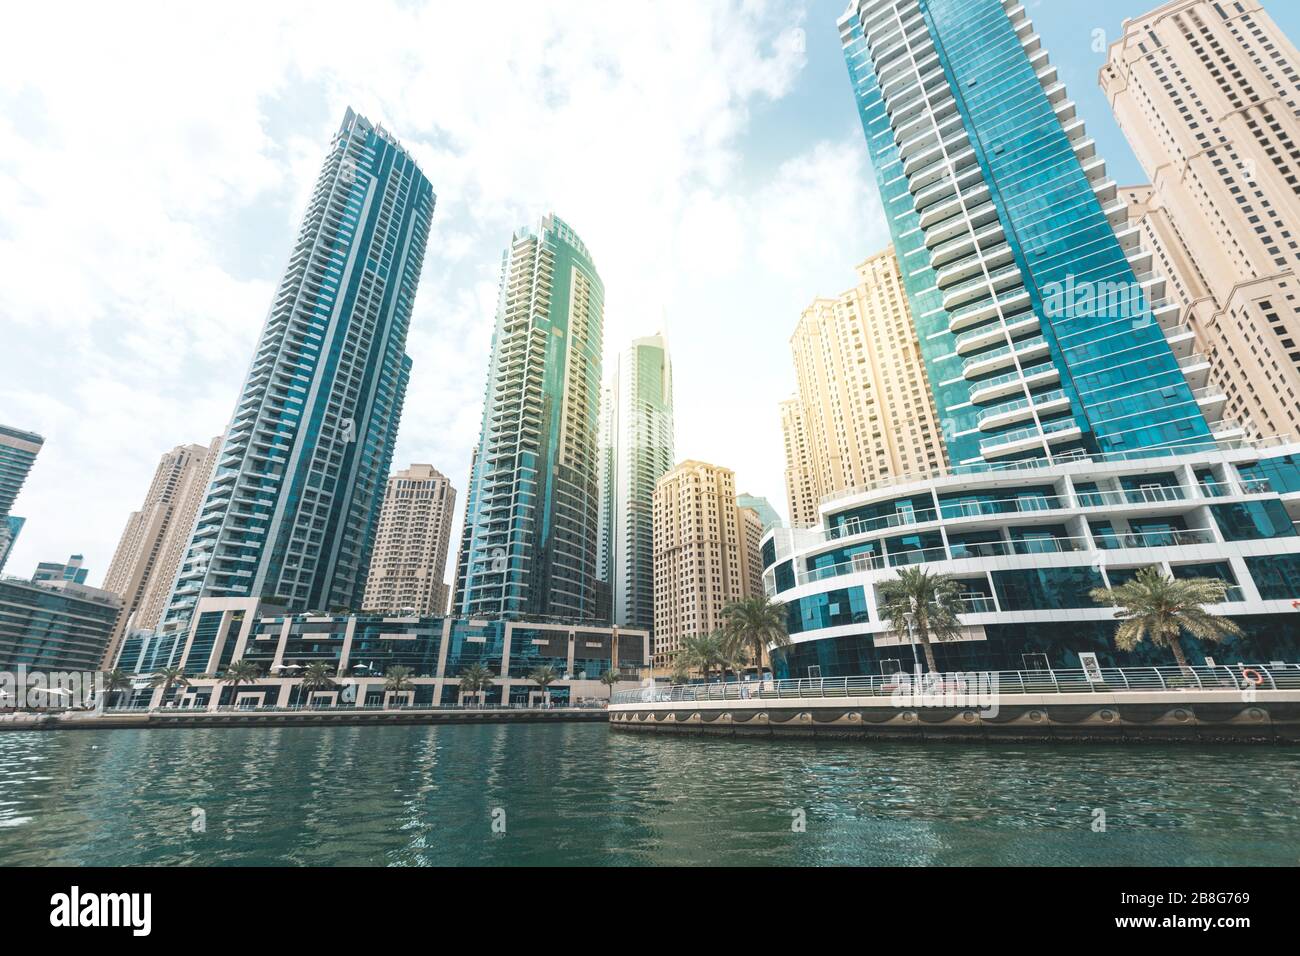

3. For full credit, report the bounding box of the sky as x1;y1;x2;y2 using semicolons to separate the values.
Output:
4;0;1299;592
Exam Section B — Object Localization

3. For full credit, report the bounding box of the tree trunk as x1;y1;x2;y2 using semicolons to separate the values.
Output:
1169;638;1190;670
921;636;938;674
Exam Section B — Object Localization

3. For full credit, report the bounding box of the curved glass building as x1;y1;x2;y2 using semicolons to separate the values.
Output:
766;443;1300;675
454;215;605;622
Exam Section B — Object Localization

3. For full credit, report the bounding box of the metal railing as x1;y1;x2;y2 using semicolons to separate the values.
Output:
611;663;1300;705
98;700;612;715
815;435;1294;510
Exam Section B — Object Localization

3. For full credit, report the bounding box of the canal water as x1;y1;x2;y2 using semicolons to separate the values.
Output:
0;724;1296;866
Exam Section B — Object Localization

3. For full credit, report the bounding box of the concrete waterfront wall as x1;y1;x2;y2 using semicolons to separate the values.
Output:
608;691;1300;743
0;707;609;732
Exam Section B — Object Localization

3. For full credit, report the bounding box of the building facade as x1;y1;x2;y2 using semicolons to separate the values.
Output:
782;247;948;528
114;596;648;709
600;334;675;633
0;577;121;673
102;439;219;667
33;555;88;585
0;517;23;576
737;493;783;532
651;461;764;667
0;425;43;574
362;464;456;615
455;214;604;623
838;0;1237;472
764;441;1300;676
1102;0;1300;441
162;109;435;632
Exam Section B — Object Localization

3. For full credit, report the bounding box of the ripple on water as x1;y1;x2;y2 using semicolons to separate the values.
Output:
0;726;1296;866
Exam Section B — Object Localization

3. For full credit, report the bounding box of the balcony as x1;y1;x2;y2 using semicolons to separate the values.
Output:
979;417;1081;458
929;220;1006;271
961;334;1050;380
954;312;1039;357
1076;485;1188;508
942;262;1023;313
935;241;1015;289
1179;352;1212;389
918;181;990;231
947;288;1031;334
976;388;1070;431
1093;528;1215;550
827;507;939;541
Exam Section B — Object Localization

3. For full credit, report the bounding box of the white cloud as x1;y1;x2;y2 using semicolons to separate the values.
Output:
0;0;885;589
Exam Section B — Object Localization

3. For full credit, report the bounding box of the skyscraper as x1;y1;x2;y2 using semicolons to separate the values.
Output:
101;438;219;666
736;493;782;532
755;0;1300;681
454;214;604;622
162;109;435;631
838;0;1235;469
782;246;947;527
651;460;762;668
0;517;24;575
1102;0;1300;440
0;424;43;573
600;334;675;633
362;464;457;615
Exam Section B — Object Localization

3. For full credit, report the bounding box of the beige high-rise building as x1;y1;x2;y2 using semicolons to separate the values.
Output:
651;460;762;668
781;246;946;528
362;464;456;615
1102;0;1300;439
101;438;219;667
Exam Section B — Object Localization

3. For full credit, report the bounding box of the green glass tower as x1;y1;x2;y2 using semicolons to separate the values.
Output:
455;214;605;622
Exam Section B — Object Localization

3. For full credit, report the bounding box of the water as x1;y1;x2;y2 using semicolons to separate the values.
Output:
0;724;1296;866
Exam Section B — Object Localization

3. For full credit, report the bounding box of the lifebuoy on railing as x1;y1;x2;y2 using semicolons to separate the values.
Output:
1240;667;1264;687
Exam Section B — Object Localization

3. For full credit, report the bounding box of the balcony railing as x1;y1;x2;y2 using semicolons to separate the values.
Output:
1093;528;1214;549
612;663;1300;705
780;528;1220;590
827;508;939;540
1077;485;1187;507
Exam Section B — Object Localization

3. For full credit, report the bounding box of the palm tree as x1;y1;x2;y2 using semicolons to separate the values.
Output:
148;666;191;708
1090;567;1242;669
599;669;623;701
678;632;726;681
458;663;495;705
529;665;559;706
100;668;132;709
668;659;692;685
877;567;965;673
383;665;415;707
721;645;751;687
220;659;262;708
298;661;336;708
722;595;790;683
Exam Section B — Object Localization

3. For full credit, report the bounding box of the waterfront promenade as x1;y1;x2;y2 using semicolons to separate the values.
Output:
610;664;1300;743
0;702;610;732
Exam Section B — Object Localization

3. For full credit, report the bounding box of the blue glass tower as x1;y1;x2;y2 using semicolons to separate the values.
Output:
454;215;604;622
839;0;1225;467
0;424;43;521
163;109;435;630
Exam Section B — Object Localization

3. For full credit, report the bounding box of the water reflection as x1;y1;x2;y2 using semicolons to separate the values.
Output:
0;726;1295;866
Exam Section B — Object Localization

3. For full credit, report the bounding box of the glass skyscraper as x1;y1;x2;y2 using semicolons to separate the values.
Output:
838;0;1232;467
162;108;435;631
0;425;43;521
600;334;675;633
454;214;604;622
